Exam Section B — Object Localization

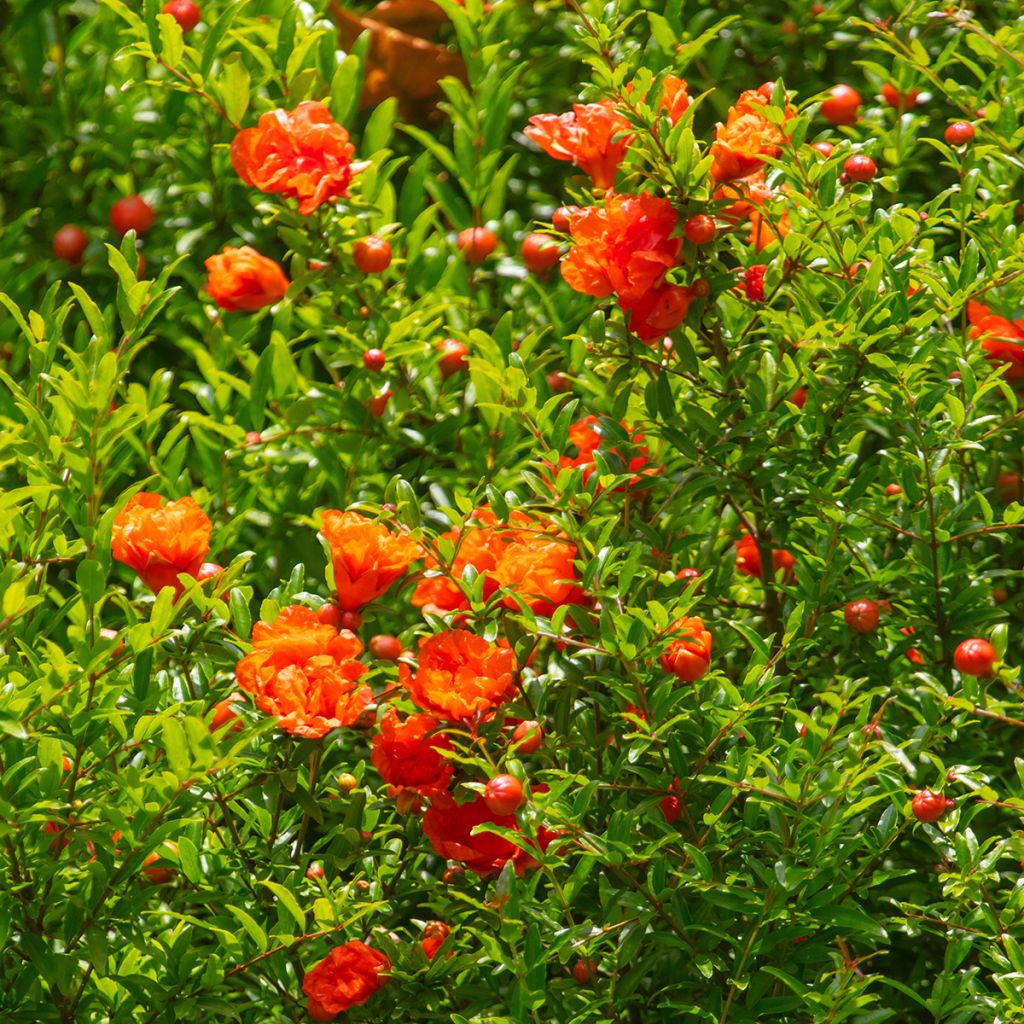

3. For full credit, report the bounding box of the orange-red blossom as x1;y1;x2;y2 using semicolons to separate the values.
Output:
660;616;712;682
321;509;424;611
421;793;560;877
735;531;796;580
710;89;794;184
561;191;692;342
302;941;390;1020
412;508;584;618
370;706;453;797
111;492;212;597
967;300;1024;381
559;415;659;488
399;628;517;722
204;246;289;311
231;101;366;216
235;605;372;739
523;77;691;191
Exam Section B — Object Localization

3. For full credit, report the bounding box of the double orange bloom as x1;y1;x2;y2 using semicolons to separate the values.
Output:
735;532;796;580
111;492;212;597
231;101;363;215
967;300;1024;381
422;794;559;877
710;89;793;184
559;415;658;487
525;100;633;190
302;941;390;1020
321;510;424;611
561;191;692;342
235;605;372;738
370;706;453;796
205;246;288;311
411;507;582;618
660;616;713;682
398;629;517;722
524;77;691;191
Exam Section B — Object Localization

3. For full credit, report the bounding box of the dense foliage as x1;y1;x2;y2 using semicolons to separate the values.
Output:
3;1;1024;1022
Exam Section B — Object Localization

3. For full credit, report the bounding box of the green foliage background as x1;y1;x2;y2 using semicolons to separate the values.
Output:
2;1;1024;1022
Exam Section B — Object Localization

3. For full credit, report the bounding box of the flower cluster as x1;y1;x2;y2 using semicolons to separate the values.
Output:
200;101;367;314
527;79;801;339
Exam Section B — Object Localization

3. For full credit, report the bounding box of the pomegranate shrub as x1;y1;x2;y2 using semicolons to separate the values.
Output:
1;1;1023;1022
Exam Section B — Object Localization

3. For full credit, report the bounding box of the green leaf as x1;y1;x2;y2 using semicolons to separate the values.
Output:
2;578;27;618
817;902;888;940
133;647;154;702
200;1;248;78
177;836;202;885
230;588;252;638
259;880;306;932
144;0;162;54
158;12;184;67
162;718;190;779
330;53;362;127
226;905;268;952
219;54;250;127
75;559;106;605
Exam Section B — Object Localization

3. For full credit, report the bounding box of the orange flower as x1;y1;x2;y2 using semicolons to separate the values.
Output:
420;921;452;961
230;101;363;216
399;629;516;721
710;89;792;184
622;284;694;343
321;510;424;611
411;508;507;616
660;616;712;682
562;192;689;341
421;794;532;876
562;192;680;303
746;182;792;252
658;75;692;124
204;246;289;311
900;626;926;666
624;74;692;125
412;508;584;618
302;941;390;1020
735;532;795;580
491;531;583;616
235;605;371;739
370;706;453;796
111;493;212;597
524;100;633;190
559;416;659;488
659;777;683;823
714;173;766;224
967;301;1024;381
